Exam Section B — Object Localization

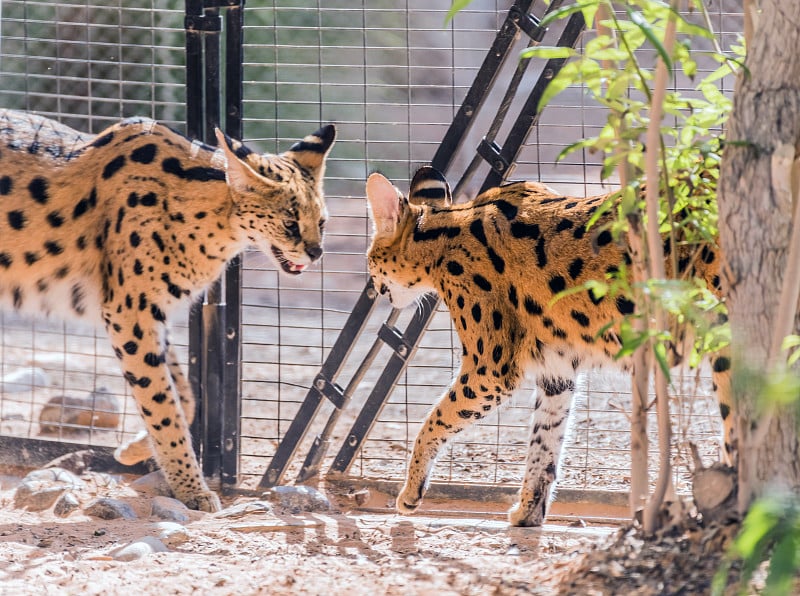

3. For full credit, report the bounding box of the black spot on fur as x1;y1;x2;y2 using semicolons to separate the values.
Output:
24;252;40;265
123;341;138;355
469;219;488;246
115;207;126;233
596;229;613;246
494;199;518;220
713;356;731;373
508;285;519;308
555;218;574;232
143;352;164;367
413;225;461;242
510;221;539;239
46;211;65;228
447;261;464;275
130;231;141;247
473;274;492;291
8;210;26;230
568;258;584;280
28;177;49;204
131;143;158;164
72;189;98;219
548;275;566;294
162;157;226;182
102;155;126;179
472;304;482;322
492;345;503;364
0;176;13;195
538;376;575;397
91;132;114;148
0;252;12;268
161;272;186;299
44;240;63;256
616;296;636;315
487;248;505;274
720;402;731;420
571;310;590;327
535;237;547;267
524;296;543;315
140;192;158;207
492;310;503;330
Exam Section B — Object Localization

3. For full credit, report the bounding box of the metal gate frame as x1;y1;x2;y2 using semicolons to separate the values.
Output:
257;0;586;491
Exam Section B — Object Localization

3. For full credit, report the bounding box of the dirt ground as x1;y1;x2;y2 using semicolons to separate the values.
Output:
0;468;620;596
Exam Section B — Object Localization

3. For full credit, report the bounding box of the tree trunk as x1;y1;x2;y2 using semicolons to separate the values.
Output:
717;0;800;513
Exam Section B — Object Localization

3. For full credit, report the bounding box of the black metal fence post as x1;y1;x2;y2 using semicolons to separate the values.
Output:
184;0;244;491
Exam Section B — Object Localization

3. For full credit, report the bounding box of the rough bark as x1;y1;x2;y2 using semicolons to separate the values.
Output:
717;0;800;512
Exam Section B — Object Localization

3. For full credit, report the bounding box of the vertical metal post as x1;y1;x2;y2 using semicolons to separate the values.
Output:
184;0;243;489
221;0;245;488
185;0;206;455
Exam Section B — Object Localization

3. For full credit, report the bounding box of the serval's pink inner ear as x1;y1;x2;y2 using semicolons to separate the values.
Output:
366;173;404;237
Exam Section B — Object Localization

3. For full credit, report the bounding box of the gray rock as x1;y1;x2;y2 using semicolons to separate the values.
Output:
43;450;98;475
213;500;273;519
23;468;85;487
111;536;168;562
0;367;49;393
84;497;137;520
150;496;190;522
53;492;81;518
150;522;190;546
266;485;331;513
13;468;85;512
14;485;67;512
130;471;173;498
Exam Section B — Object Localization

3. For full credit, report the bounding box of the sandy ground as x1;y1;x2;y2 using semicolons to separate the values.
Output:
0;470;616;596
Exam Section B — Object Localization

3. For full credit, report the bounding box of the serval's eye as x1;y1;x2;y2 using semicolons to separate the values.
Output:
283;220;300;236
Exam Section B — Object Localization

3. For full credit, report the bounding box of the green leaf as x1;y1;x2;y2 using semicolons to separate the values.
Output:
764;532;799;596
624;6;672;73
444;0;473;25
537;59;586;112
538;1;598;29
653;341;671;379
519;46;579;61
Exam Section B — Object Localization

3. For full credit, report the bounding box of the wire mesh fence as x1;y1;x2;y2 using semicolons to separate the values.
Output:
0;0;187;458
0;0;743;510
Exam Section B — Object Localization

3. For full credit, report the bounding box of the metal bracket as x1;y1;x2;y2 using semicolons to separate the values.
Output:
509;6;546;42
477;138;511;176
312;375;346;410
184;14;221;32
377;323;411;360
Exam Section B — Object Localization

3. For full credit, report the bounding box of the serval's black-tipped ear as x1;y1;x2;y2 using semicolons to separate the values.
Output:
408;166;451;206
215;128;278;196
285;124;337;177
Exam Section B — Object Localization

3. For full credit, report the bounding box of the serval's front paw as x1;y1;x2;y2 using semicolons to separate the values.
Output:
508;498;546;527
395;481;424;515
184;489;222;513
